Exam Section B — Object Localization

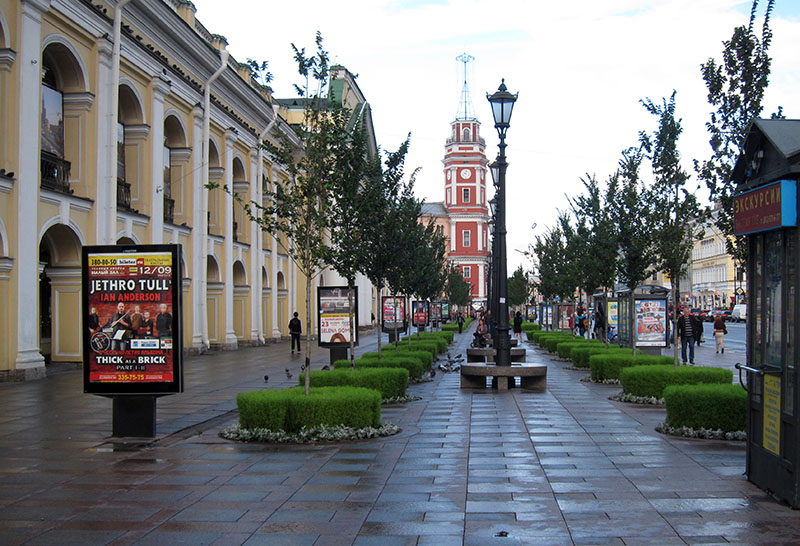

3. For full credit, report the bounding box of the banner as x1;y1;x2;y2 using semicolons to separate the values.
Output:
441;301;450;321
412;300;429;327
635;298;667;347
526;305;536;321
381;296;407;334
82;244;183;395
318;287;358;347
430;302;442;323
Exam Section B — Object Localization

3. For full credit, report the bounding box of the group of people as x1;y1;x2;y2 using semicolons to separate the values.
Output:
89;302;173;350
676;307;727;364
469;309;526;348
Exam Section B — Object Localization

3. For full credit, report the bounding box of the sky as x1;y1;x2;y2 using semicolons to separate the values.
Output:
191;0;799;273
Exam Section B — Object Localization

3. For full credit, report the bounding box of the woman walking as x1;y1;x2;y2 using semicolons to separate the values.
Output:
713;315;727;354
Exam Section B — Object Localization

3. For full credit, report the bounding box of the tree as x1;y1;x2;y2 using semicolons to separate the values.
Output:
640;91;705;367
446;267;471;308
533;223;572;303
209;33;336;395
507;265;529;309
612;147;654;356
695;0;775;267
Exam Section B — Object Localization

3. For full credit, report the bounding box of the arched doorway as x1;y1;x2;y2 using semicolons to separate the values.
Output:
39;224;82;363
232;260;248;341
277;271;286;337
206;255;221;344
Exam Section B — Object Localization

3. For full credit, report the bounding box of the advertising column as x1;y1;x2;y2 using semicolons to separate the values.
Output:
82;244;183;438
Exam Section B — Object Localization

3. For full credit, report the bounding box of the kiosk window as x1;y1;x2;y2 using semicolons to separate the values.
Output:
753;235;763;369
786;230;796;415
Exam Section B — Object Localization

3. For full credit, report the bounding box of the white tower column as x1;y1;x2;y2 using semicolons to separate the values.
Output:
223;129;238;348
14;0;51;373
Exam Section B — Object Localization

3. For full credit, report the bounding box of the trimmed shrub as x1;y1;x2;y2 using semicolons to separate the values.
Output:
396;337;445;354
589;353;673;381
544;334;580;353
363;349;433;370
286;386;381;431
300;367;409;399
237;389;292;431
620;365;733;398
394;341;439;359
403;331;453;345
556;339;604;359
237;386;381;432
332;356;424;380
522;322;541;332
664;384;746;433
571;346;632;368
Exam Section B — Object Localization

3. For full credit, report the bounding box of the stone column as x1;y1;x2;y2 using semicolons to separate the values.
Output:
94;36;113;243
249;148;262;343
149;75;170;243
14;0;51;373
270;169;281;341
223;129;237;348
190;105;205;350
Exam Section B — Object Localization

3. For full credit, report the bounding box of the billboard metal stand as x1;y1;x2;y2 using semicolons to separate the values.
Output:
113;395;156;438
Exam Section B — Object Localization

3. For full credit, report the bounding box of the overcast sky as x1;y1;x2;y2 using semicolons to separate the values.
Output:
191;0;799;273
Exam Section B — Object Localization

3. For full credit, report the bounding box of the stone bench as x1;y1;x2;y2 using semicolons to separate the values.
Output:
466;347;526;363
460;363;547;392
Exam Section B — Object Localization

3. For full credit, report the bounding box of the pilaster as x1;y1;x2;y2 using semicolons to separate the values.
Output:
190;105;205;349
223;129;237;348
14;0;51;372
270;170;280;341
249;147;262;343
94;37;113;244
149;75;170;242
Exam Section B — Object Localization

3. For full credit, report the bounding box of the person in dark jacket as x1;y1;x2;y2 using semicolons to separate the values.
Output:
676;308;701;365
513;311;523;341
289;312;302;354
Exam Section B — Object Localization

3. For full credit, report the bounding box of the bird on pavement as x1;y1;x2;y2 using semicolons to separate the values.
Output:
321;365;330;371
264;375;269;382
285;368;292;379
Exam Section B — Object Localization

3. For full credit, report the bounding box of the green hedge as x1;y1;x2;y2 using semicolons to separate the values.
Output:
397;336;446;354
407;330;454;344
333;356;424;380
620;365;733;398
664;384;746;432
363;349;433;370
522;322;541;332
589;353;673;381
556;339;604;359
393;341;439;359
237;386;381;432
571;346;631;368
300;367;408;399
544;334;580;353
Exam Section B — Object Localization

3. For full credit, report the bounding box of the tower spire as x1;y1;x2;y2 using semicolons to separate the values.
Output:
455;52;476;121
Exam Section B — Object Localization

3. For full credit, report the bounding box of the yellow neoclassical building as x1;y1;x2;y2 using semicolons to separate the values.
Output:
0;0;377;380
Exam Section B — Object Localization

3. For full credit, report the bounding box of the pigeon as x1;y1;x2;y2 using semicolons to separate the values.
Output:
264;375;269;382
285;368;292;379
300;364;306;372
321;365;330;371
429;369;436;378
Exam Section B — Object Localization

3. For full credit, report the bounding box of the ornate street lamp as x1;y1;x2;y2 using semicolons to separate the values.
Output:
487;80;517;366
488;196;498;343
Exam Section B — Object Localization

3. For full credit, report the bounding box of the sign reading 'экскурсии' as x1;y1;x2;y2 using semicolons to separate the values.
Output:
734;179;798;235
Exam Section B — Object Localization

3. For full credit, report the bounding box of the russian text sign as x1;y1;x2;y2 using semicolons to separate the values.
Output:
734;179;797;235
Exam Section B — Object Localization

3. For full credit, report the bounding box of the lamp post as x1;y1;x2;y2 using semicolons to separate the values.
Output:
487;80;517;366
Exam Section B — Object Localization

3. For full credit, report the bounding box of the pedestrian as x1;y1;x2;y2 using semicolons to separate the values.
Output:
457;311;465;334
676;307;696;365
289;312;302;354
513;311;523;342
577;307;587;338
713;315;727;354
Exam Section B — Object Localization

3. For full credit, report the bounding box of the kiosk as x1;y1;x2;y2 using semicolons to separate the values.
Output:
732;119;800;507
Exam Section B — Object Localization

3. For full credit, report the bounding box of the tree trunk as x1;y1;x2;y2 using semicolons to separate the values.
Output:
376;282;383;360
392;291;399;354
673;279;680;368
630;291;637;359
304;244;312;396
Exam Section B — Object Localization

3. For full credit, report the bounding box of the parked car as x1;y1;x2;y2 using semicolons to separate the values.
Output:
731;303;747;322
690;308;708;321
709;309;730;322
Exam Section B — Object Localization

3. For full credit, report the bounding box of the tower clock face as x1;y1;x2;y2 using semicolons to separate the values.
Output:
460;168;471;179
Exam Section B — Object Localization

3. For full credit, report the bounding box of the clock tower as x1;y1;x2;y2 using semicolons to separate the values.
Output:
442;53;491;307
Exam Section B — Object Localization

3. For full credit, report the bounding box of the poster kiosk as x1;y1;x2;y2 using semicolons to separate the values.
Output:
616;288;668;354
412;300;429;333
538;303;554;331
381;295;407;343
731;119;800;508
82;244;183;438
318;286;358;365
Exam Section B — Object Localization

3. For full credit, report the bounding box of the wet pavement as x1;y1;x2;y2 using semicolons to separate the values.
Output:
0;326;797;545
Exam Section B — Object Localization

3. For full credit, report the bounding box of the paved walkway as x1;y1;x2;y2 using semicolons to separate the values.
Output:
0;326;797;545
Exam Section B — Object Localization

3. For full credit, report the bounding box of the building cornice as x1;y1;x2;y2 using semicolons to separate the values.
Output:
40;188;94;212
0;48;16;71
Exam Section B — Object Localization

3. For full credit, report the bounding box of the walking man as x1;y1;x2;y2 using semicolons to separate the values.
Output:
676;307;698;365
289;312;302;354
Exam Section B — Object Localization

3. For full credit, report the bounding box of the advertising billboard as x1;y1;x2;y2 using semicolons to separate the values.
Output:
381;296;407;334
526;305;536;321
82;244;183;395
318;287;358;348
635;298;668;347
412;300;429;327
430;302;442;323
441;301;450;321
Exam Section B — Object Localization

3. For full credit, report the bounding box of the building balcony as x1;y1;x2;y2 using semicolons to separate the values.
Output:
40;151;72;195
117;178;133;211
164;196;175;223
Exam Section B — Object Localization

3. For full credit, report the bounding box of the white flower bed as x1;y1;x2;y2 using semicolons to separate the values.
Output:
656;422;746;441
220;422;402;443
